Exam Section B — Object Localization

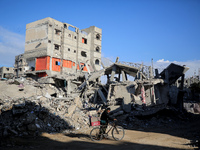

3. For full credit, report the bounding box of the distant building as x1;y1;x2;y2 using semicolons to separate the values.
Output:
20;17;102;77
0;67;14;78
14;54;27;77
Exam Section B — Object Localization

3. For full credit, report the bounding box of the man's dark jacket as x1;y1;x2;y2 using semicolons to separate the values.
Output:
100;110;113;124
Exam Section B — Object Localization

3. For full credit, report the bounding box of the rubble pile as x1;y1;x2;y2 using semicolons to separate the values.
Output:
117;107;195;130
0;58;195;139
184;102;200;114
0;96;92;137
0;79;93;137
0;99;70;137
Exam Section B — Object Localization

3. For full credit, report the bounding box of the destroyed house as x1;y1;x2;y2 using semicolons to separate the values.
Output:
14;54;27;78
22;17;102;77
83;60;189;114
0;67;14;79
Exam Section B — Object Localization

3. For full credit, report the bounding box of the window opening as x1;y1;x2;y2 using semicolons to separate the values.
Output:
68;48;70;51
68;34;71;37
6;68;9;71
95;59;100;65
82;38;87;44
64;24;67;29
55;61;60;66
74;36;76;39
81;64;84;70
96;34;100;40
81;51;87;57
96;46;100;52
74;50;76;53
68;26;76;32
55;29;61;35
48;40;51;43
55;44;60;50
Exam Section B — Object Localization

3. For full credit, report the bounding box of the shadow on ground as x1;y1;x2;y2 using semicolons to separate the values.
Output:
1;134;184;150
0;100;199;149
123;108;200;149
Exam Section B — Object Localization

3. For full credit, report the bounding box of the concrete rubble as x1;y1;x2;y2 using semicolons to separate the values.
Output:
0;78;94;137
1;57;198;139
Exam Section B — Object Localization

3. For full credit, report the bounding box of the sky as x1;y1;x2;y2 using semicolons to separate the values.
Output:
0;0;199;77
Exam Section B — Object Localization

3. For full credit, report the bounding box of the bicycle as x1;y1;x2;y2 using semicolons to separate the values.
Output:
90;121;125;141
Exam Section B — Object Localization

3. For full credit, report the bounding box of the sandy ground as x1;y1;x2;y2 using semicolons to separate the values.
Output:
1;121;199;150
0;81;199;149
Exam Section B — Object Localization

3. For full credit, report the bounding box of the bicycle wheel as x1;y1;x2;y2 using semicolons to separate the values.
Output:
112;126;125;141
90;127;103;141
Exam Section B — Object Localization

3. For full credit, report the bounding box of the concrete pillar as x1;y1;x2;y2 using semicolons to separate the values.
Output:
155;69;159;78
177;74;185;112
121;70;126;82
110;65;117;82
150;86;155;105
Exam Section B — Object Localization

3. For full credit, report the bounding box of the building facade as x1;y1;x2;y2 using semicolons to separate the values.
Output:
14;54;27;77
0;67;14;78
23;17;102;77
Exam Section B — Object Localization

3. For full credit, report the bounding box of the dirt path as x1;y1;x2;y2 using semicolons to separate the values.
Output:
1;127;197;150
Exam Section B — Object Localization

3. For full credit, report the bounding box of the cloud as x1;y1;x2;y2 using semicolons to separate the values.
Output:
154;59;200;78
100;57;200;83
0;26;25;67
156;59;170;63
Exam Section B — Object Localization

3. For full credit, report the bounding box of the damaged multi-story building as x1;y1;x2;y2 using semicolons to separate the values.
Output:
0;67;14;79
14;54;27;78
9;17;195;116
18;17;102;78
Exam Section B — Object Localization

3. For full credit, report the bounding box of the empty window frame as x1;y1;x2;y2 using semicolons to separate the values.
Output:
96;46;100;52
55;61;60;66
95;59;100;65
82;38;87;44
55;44;60;50
55;29;61;35
68;26;76;32
81;51;87;57
96;34;100;40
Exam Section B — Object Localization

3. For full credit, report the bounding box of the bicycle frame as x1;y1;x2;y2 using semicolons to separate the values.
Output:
90;121;124;141
101;122;117;135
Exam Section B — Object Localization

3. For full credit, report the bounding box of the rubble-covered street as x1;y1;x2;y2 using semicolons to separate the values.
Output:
1;1;200;149
0;75;200;149
0;108;200;150
0;16;199;148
